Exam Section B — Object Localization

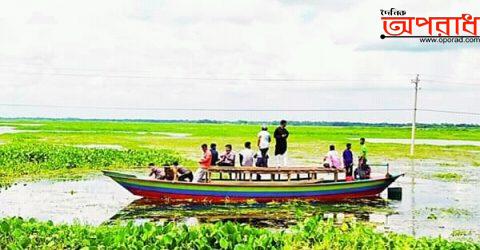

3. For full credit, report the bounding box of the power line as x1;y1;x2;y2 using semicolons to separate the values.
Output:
0;70;407;82
0;103;411;112
419;109;480;116
1;103;479;115
1;63;479;87
421;73;480;82
1;64;478;87
0;63;416;78
422;79;480;87
1;69;478;88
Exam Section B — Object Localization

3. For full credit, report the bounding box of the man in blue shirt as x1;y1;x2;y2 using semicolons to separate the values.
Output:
343;143;354;180
210;143;219;166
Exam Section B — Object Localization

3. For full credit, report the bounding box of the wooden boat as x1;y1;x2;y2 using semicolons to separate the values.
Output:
103;166;403;204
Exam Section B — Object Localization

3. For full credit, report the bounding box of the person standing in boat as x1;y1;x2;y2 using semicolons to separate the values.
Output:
210;143;219;166
257;125;271;167
342;143;355;181
359;137;368;161
192;144;212;183
274;120;289;167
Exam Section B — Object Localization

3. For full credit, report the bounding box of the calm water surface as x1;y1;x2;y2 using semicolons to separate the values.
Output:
1;163;479;240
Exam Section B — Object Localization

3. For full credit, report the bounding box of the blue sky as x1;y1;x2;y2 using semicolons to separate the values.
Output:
0;0;479;123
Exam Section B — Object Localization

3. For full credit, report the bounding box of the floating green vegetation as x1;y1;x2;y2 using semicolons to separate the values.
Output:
451;229;474;237
416;207;472;220
0;142;188;188
1;216;479;249
439;162;461;167
108;199;396;228
437;208;472;217
432;172;463;181
427;213;438;220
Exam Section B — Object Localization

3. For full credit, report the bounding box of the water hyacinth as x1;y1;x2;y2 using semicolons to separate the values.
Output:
0;142;186;187
1;216;478;249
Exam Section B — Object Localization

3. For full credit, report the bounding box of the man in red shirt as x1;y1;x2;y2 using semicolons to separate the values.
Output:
192;144;212;182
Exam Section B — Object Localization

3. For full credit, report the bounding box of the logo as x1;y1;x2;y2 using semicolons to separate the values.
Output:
380;8;480;43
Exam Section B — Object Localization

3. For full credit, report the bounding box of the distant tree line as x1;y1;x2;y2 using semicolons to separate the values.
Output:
1;117;479;128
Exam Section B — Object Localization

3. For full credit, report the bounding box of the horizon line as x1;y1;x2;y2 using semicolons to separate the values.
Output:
0;117;478;126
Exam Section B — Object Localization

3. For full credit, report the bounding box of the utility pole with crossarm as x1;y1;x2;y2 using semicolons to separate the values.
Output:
410;74;420;156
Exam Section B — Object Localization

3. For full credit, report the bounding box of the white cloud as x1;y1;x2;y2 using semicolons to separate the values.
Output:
0;0;478;123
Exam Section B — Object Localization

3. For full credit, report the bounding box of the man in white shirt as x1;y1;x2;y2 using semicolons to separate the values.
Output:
239;141;255;167
323;145;343;169
217;144;236;166
257;125;271;167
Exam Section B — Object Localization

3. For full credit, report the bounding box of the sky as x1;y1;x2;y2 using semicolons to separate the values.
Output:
0;0;479;124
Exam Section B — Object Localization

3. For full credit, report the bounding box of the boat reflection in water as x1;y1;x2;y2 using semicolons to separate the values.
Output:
107;197;393;228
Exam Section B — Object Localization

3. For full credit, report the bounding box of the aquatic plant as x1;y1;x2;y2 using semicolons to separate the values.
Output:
439;162;460;167
433;172;463;181
414;207;473;223
427;213;438;220
0;216;478;249
0;142;186;187
451;229;474;237
109;199;396;228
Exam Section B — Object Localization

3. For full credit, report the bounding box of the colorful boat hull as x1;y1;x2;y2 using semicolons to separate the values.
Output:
103;171;402;203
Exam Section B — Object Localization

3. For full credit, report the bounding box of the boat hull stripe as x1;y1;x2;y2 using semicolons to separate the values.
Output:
119;182;389;198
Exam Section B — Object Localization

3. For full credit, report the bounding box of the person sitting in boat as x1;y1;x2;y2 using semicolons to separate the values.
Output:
192;144;212;183
255;150;268;167
239;141;255;167
148;163;165;180
217;144;236;166
163;165;176;181
354;157;371;180
254;150;269;180
323;145;342;169
210;143;219;166
173;161;193;182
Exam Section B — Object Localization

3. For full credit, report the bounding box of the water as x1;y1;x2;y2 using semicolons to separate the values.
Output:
0;126;190;138
0;177;132;225
366;138;480;147
1;163;479;240
0;126;18;135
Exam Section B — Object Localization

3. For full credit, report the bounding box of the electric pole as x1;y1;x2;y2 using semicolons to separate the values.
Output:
410;74;420;156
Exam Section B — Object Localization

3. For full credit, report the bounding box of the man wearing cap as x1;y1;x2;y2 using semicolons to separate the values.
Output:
257;125;271;167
